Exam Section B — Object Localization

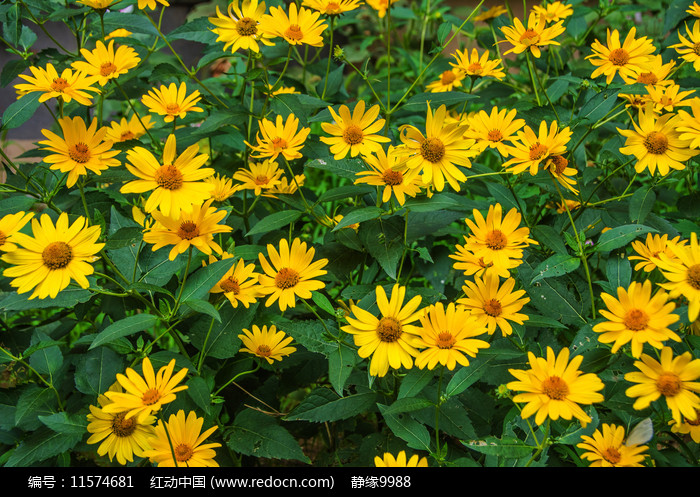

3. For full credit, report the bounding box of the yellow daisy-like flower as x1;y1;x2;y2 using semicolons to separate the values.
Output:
76;0;118;8
259;3;327;47
592;280;681;358
576;423;649;467
689;1;700;17
71;40;140;86
374;451;428;467
144;410;220;467
473;5;507;22
620;54;676;86
670;21;700;71
0;211;34;253
209;0;275;54
141;82;203;123
503;120;572;176
238;324;296;364
205;173;238;202
143;198;232;261
262;174;306;198
545;153;579;194
586;27;656;85
449;242;518;279
232;159;284;195
532;1;573;23
426;68;466;93
628;233;685;272
207;252;261;308
414;302;490;370
365;0;397;18
267;84;299;96
86;384;156;466
507;347;605;427
121;134;215;218
450;48;505;80
676;97;700;149
670;409;700;442
618;107;699;176
625;347;700;424
500;12;565;58
646;84;695;114
341;284;424;378
320;100;391;159
1;213;104;300
552;199;581;214
104;29;133;40
397;103;478;192
257;238;328;312
138;0;169;11
105;114;154;143
354;145;422;206
39;116;120;188
457;273;530;337
464;106;525;156
14;63;99;106
302;0;362;15
656;232;700;322
461;203;538;273
103;357;188;423
246;113;310;161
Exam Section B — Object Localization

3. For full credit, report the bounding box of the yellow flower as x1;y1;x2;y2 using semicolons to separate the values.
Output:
121;134;215;218
71;40;140;86
397;103;478;192
320;100;391;159
374;451;428;467
656;232;700;322
628;233;685;272
238;324;296;363
259;3;327;47
105;114;154;143
646;84;695;113
426;68;466;93
415;302;490;370
302;0;362;15
232;159;284;195
593;280;681;358
586;27;656;85
141;82;203;123
676;97;700;149
144;410;220;467
341;284;424;377
207;252;261;308
104;28;133;40
450;48;505;80
500;12;565;58
507;347;605;427
620;54;676;86
365;0;398;18
263;174;306;198
246;113;310;161
532;1;573;23
354;145;422;206
670;409;700;442
449;242;518;279
143;198;232;261
257;238;328;312
545;153;579;194
209;0;275;54
618;107;699;176
625;347;700;424
0;211;34;253
14;63;99;106
552;199;581;213
2;213;104;300
503;120;572;176
464;106;525;156
577;423;649;467
670;21;700;71
206;174;238;202
103;357;189;423
473;5;507;22
138;0;169;10
86;384;156;466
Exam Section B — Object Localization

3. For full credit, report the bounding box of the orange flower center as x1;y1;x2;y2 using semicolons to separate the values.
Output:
220;276;241;294
541;375;569;400
609;48;630;66
420;137;446;163
485;229;507;250
343;124;364;145
42;241;73;270
519;29;540;46
436;331;456;349
100;62;117;77
636;72;658;85
529;142;548;161
643;131;668;155
256;344;272;357
623;308;649;331
51;77;69;92
237;17;258;36
467;62;483;74
141;388;161;406
478;257;493;269
382;169;404;186
275;267;300;289
548;154;568;175
694;42;700;55
687;264;700;290
284;24;304;41
165;103;181;115
174;443;193;463
440;70;457;85
254;174;270;185
377;316;402;342
120;131;136;141
0;231;6;248
69;142;91;164
602;447;622;465
177;221;200;240
155;164;184;190
324;2;342;14
271;137;288;150
483;298;502;317
487;129;504;142
656;372;682;397
111;411;137;437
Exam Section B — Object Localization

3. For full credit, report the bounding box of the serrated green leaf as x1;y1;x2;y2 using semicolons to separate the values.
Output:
285;388;376;422
5;428;82;467
530;254;581;284
594;224;656;253
227;410;311;463
38;412;88;435
377;403;431;452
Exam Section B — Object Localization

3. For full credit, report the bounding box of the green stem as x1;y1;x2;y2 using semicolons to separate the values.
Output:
434;365;445;464
213;362;260;397
526;52;541;106
321;16;335;100
172;247;193;316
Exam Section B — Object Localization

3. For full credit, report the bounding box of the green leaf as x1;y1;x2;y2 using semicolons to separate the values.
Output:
181;299;221;322
89;314;159;350
311;291;335;315
306;157;365;179
401;91;475;112
1;92;41;130
398;368;435;399
15;385;57;431
629;187;656;224
531;225;569;255
594;224;656;253
285;388;376;422
530;254;581;284
463;436;534;458
5;428;82;467
246;210;303;237
186;376;212;415
189;303;257;359
328;343;358;395
39;412;87;435
606;253;631;291
28;331;63;379
74;347;124;397
578;88;619;124
104;226;143;250
377;403;431;452
445;355;494;398
167;16;218;44
381;397;434;416
332;206;383;231
281;319;336;356
358;216;405;280
317;185;374;203
180;257;236;304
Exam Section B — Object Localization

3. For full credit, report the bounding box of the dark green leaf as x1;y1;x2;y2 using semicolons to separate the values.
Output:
89;314;159;350
530;254;581;284
246;210;302;236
